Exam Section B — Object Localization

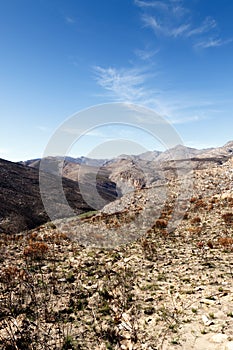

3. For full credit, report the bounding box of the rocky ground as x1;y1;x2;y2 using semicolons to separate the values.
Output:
0;154;233;349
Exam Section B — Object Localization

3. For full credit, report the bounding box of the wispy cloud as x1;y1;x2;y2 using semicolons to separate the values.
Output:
135;48;159;61
136;0;231;49
135;0;187;17
142;15;162;34
142;13;217;39
134;0;168;10
142;14;191;38
171;24;190;37
195;38;233;49
93;65;216;125
89;0;233;130
171;3;187;18
94;66;154;103
186;17;217;37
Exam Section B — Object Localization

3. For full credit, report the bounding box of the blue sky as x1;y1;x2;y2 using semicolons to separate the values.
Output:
1;0;233;161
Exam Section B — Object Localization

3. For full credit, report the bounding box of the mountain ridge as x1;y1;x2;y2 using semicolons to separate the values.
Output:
1;141;233;234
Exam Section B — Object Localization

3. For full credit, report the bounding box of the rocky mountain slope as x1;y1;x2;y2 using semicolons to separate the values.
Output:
0;143;233;349
102;142;233;197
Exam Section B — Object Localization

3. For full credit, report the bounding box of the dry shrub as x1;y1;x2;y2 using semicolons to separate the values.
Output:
23;241;49;260
0;266;20;283
160;209;173;219
187;227;202;234
154;219;168;229
190;197;197;203
159;212;168;219
194;199;207;209
190;216;201;224
218;237;233;247
222;212;233;224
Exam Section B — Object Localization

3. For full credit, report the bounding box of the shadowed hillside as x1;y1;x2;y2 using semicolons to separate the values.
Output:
0;159;117;234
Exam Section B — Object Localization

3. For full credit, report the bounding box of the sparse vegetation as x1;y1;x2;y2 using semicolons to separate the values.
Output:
1;146;233;349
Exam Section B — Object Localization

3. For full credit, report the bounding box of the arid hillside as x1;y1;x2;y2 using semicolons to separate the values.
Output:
0;144;233;349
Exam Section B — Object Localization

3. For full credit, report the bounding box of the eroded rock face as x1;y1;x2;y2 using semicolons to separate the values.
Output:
110;167;147;194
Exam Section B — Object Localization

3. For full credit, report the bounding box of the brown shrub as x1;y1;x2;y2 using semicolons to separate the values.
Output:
154;219;168;229
222;212;233;224
23;241;49;260
218;237;233;247
0;266;19;283
190;197;197;203
194;199;207;209
160;209;173;218
187;227;202;234
190;216;201;224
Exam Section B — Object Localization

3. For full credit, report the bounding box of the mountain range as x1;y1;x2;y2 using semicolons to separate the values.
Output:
1;141;233;234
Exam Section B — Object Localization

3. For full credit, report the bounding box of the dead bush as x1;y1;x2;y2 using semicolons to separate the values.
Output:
222;212;233;224
154;219;168;229
187;227;202;234
23;241;49;260
194;199;207;209
218;237;233;247
190;216;201;224
0;266;20;284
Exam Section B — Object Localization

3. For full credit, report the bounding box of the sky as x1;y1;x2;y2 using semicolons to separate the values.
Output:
1;0;233;161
